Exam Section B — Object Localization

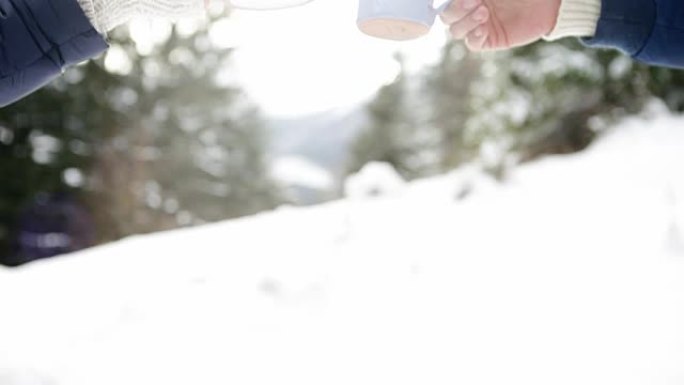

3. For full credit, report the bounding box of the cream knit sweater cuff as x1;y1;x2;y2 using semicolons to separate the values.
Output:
545;0;601;41
77;0;205;34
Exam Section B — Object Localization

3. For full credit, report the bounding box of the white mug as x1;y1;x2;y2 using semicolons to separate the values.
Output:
357;0;451;41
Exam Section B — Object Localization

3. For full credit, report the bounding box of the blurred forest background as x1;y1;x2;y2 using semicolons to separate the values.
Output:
2;18;684;265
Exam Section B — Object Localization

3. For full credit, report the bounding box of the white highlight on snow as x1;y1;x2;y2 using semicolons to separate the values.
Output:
344;162;406;199
271;156;334;190
1;113;684;385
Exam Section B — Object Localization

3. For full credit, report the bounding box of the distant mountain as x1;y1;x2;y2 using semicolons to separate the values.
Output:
266;106;368;178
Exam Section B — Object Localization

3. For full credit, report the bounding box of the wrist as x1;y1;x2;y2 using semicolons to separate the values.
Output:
545;0;601;41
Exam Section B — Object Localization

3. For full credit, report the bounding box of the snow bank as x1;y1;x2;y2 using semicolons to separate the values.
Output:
344;162;406;199
1;113;684;385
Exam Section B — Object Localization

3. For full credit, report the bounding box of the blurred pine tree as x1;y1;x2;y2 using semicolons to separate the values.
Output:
0;21;281;266
465;39;684;171
0;58;120;264
347;54;430;180
422;41;481;171
350;39;684;183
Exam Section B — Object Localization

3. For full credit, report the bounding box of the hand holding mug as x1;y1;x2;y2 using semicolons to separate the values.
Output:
357;0;562;51
440;0;562;51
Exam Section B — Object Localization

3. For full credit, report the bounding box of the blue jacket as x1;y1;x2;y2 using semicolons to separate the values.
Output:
0;0;108;107
584;0;684;69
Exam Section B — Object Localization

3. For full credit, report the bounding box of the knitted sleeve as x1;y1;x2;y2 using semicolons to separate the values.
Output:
76;0;205;34
545;0;601;40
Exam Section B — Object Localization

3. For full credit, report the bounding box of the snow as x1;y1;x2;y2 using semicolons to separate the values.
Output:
344;162;407;199
271;155;334;190
1;112;684;384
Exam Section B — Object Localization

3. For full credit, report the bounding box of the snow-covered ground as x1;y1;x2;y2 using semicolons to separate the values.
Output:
1;111;684;385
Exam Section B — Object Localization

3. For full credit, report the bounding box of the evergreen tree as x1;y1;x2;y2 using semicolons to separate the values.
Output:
0;55;124;264
347;55;427;179
422;41;481;170
464;39;684;172
84;24;281;240
1;20;281;265
132;24;280;225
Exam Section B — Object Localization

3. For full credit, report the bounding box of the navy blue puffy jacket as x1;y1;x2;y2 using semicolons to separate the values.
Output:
0;0;108;107
584;0;684;69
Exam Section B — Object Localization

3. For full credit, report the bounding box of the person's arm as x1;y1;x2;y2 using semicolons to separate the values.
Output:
0;0;108;107
443;0;684;69
0;0;204;108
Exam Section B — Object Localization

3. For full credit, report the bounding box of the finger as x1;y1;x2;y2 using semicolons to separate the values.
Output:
440;0;482;24
465;25;489;51
448;5;489;40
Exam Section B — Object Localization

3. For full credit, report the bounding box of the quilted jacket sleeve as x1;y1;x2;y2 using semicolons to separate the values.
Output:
584;0;684;69
0;0;108;107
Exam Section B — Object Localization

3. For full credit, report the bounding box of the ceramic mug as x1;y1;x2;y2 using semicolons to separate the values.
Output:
357;0;451;41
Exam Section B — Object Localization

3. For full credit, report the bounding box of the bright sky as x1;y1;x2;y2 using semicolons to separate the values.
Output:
209;0;449;117
119;0;450;117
